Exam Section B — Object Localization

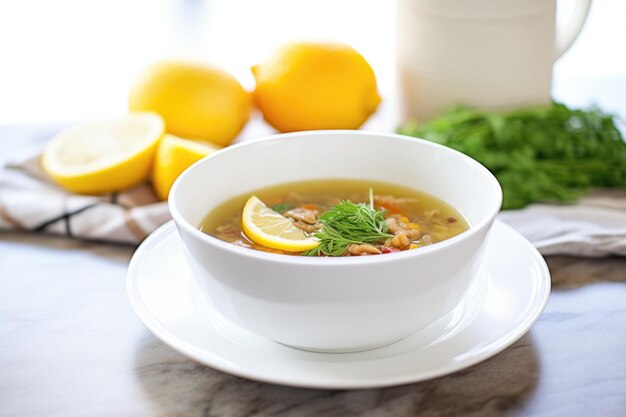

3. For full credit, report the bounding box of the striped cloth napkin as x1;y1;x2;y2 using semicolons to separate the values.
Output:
1;149;625;256
0;152;168;244
499;190;626;257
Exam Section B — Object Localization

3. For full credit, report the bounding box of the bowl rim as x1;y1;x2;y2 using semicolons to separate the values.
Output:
168;130;503;265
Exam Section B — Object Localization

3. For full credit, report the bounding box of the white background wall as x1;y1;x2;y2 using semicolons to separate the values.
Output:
0;0;624;126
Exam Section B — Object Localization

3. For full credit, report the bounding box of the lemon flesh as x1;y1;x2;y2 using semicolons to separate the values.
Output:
152;134;221;201
242;196;320;252
42;113;164;194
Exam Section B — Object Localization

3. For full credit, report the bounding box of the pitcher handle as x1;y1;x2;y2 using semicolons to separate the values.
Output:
555;0;592;60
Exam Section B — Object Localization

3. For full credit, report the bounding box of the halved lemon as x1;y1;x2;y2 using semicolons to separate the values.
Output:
42;112;165;194
152;134;221;201
241;196;320;252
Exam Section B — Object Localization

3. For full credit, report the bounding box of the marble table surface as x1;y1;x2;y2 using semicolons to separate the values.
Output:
1;230;625;417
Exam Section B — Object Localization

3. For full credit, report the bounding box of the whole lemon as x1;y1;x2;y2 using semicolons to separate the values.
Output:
129;61;251;147
252;42;381;132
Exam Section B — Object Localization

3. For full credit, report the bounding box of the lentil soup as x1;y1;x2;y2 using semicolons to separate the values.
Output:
200;179;469;256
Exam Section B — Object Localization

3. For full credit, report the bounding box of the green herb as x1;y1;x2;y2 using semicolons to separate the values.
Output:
302;197;393;257
398;103;626;209
270;203;293;213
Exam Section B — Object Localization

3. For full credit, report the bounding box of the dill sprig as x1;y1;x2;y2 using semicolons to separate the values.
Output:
270;203;293;213
302;193;393;256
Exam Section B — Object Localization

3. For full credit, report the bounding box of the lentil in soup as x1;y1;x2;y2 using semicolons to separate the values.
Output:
200;179;469;256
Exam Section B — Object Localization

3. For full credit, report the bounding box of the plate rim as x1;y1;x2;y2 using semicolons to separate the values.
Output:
127;220;551;389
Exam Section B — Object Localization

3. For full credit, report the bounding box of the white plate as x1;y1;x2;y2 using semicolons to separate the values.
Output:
127;220;550;389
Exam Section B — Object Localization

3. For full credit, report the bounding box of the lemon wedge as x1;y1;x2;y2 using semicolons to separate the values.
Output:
241;196;320;252
42;113;164;194
152;134;221;200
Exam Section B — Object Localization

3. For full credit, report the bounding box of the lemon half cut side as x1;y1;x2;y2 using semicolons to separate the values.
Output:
42;112;165;194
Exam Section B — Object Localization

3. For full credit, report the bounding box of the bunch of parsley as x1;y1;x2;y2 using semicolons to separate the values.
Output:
399;103;626;209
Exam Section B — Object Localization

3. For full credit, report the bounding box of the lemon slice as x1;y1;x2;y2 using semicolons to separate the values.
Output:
242;196;320;252
42;113;164;194
152;134;221;200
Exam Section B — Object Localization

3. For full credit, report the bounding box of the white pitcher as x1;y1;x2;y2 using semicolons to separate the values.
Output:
397;0;592;121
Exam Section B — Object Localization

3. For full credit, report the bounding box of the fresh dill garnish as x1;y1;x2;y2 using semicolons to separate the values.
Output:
302;194;393;256
270;203;293;213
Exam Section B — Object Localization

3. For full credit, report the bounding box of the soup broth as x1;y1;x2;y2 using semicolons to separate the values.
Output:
200;179;469;256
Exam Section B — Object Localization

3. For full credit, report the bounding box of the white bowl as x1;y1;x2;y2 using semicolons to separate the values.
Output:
169;131;502;352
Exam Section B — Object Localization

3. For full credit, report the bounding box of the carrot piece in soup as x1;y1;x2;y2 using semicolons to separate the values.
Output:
300;203;319;211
